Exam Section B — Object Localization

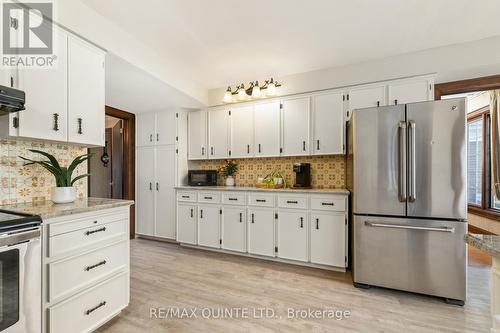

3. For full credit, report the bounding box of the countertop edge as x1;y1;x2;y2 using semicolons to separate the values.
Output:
174;186;350;194
0;198;134;219
466;233;500;259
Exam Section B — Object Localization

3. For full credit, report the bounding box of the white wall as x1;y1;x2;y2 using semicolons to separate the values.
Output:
208;35;500;106
55;0;208;106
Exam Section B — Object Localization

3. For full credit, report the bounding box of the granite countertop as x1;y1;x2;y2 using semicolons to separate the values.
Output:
175;185;350;195
466;233;500;259
0;197;134;219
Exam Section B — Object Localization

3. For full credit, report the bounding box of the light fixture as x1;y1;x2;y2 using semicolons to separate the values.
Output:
237;83;247;100
223;86;233;103
251;81;261;98
222;78;282;103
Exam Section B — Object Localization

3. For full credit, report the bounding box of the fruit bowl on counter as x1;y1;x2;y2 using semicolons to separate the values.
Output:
255;170;287;189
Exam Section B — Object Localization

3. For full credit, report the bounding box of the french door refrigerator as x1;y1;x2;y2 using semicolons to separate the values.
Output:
346;98;467;305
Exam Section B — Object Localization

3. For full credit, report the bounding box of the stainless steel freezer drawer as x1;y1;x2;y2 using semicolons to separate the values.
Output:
353;215;466;301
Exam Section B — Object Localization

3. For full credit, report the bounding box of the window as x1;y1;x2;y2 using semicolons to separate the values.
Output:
467;119;483;205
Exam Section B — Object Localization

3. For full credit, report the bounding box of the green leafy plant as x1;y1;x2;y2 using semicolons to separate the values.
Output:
262;170;287;188
19;149;92;187
218;160;238;177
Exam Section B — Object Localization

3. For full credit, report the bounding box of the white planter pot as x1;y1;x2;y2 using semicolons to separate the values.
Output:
51;187;76;204
225;176;235;186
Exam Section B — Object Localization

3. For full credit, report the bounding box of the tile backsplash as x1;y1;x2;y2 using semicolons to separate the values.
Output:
0;140;88;205
194;155;345;188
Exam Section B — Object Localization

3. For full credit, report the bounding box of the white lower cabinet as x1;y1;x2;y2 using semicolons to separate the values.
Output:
248;208;276;257
43;206;132;333
198;205;221;248
175;188;348;270
277;210;308;262
221;206;246;252
310;212;346;267
177;204;197;245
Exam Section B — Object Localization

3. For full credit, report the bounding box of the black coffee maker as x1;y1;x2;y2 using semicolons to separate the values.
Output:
292;163;311;188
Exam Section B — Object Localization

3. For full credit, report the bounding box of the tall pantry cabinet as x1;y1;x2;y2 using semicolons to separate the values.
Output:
136;110;187;239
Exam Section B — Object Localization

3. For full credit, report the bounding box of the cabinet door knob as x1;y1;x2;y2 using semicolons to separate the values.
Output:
77;118;83;134
53;113;59;131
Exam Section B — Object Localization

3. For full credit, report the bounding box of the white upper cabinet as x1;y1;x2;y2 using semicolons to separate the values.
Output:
230;105;254;158
312;91;345;155
68;35;105;146
254;101;281;157
188;110;207;160
208;108;230;159
137;111;177;147
348;84;387;115
387;77;434;106
136;113;156;146
18;28;68;142
156;112;177;145
281;97;310;156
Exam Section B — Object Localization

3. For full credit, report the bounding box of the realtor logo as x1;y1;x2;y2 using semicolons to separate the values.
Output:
3;2;53;54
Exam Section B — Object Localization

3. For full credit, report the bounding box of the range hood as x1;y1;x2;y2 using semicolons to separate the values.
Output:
0;85;25;114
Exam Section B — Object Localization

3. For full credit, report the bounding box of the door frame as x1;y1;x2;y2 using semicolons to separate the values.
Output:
105;106;136;239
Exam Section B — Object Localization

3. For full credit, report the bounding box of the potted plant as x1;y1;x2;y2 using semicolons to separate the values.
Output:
219;160;238;186
20;149;91;204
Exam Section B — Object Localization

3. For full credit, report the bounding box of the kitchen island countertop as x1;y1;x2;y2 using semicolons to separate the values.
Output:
0;197;134;219
466;233;500;259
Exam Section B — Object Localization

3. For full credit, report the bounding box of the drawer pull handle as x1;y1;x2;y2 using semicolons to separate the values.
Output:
85;227;106;236
204;196;213;200
286;200;298;204
321;202;334;206
85;260;107;272
228;198;238;201
85;301;107;315
256;199;266;202
181;195;190;198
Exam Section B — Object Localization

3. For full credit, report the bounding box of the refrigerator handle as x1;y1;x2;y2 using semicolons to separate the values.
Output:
409;121;416;202
398;121;407;202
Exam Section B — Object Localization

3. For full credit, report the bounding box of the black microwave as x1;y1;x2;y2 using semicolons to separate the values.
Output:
188;170;218;186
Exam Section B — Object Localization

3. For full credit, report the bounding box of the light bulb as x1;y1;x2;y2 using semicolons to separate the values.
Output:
238;84;247;100
251;81;261;98
223;87;232;103
267;81;276;96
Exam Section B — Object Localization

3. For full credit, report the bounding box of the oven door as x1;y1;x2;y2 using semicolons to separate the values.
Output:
0;228;41;333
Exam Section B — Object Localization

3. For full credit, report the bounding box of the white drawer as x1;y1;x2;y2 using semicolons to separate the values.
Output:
198;191;221;203
48;210;128;237
48;272;128;333
248;193;275;207
222;192;246;205
311;196;345;212
177;191;197;202
48;240;128;302
278;195;308;209
49;219;127;258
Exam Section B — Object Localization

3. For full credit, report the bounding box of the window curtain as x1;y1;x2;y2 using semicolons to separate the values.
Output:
491;90;500;200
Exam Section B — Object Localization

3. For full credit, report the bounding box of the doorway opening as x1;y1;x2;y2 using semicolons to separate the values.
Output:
88;106;136;238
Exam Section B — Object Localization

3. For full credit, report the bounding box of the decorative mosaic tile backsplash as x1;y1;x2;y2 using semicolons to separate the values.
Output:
0;140;88;205
194;155;346;189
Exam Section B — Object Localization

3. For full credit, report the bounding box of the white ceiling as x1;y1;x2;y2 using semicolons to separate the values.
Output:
105;53;204;113
82;0;500;90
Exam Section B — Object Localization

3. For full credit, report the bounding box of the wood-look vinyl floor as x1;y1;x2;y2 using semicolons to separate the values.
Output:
97;239;491;333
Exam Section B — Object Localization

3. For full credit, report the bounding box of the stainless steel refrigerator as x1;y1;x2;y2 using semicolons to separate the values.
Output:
346;98;467;305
